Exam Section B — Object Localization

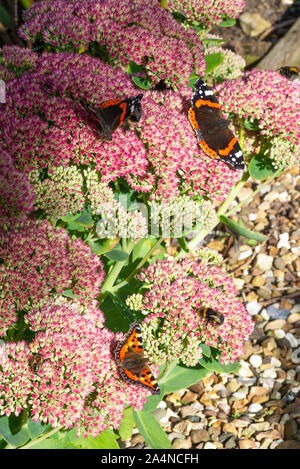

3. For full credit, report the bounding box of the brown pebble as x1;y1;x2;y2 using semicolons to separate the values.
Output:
255;429;281;441
238;439;258;449
284;419;298;439
276;440;300;450
190;429;209;444
182;390;198;404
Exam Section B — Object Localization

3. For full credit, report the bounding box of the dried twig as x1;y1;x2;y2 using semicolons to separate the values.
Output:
259;19;295;41
260;290;300;307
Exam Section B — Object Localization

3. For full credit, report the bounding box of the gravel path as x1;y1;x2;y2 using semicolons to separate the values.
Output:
123;167;300;450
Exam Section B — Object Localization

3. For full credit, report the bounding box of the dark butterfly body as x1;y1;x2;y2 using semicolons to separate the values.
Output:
79;94;143;140
188;78;245;170
114;322;160;394
29;353;43;374
200;307;224;326
278;66;300;81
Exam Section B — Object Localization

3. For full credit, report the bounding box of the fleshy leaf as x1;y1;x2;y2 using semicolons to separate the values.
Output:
219;215;268;242
248;153;278;180
133;410;172;449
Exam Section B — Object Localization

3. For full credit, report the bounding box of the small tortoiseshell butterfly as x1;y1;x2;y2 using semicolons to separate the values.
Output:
28;353;43;374
79;94;143;140
188;78;245;170
200;307;224;326
114;322;160;394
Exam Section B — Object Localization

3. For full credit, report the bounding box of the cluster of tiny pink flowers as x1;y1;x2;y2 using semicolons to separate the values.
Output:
138;88;241;202
215;70;300;169
0;150;35;222
19;0;206;88
29;166;85;219
137;259;255;365
0;218;104;336
0;45;37;80
166;0;245;28
1;300;150;436
0;48;238;208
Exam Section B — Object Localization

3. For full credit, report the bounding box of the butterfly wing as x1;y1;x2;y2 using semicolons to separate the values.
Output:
115;322;160;394
189;79;245;170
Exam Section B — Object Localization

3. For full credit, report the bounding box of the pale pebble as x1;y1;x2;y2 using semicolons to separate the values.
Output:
285;332;299;348
204;442;217;449
260;309;270;321
277;232;290;249
270;357;281;367
246;301;261;316
273;329;285;339
262;368;277;379
249;354;262;368
232;391;247;400
238;377;257;386
248;403;263;413
238;249;252;260
255;253;273;271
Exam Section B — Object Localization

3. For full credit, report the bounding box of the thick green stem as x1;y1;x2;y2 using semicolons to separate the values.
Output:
111;237;164;292
216;170;250;217
101;239;136;294
18;426;63;449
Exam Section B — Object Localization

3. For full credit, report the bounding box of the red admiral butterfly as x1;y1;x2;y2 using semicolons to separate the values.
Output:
114;322;160;394
79;94;143;140
199;307;224;326
188;78;245;170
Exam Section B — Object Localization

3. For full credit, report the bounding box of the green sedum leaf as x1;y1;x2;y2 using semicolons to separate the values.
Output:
117;407;135;441
105;249;129;261
0;6;12;29
219;215;268;242
133;410;172;449
204;52;224;74
199;356;240;374
248;153;278;181
0;415;29;448
219;18;236;27
132;76;152;90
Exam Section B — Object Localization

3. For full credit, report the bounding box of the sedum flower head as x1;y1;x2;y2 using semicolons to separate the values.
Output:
149;195;217;237
0;150;35;223
0;49;238;211
19;0;206;88
0;45;37;80
0;218;104;336
215;70;300;169
166;0;245;28
137;259;254;366
29;166;85;218
0;300;151;436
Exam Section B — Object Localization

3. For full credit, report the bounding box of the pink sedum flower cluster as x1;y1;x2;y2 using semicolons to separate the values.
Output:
0;150;35;223
166;0;245;28
137;259;255;366
0;300;151;437
0;218;105;336
215;70;300;169
19;0;206;88
0;45;37;81
0;49;239;209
